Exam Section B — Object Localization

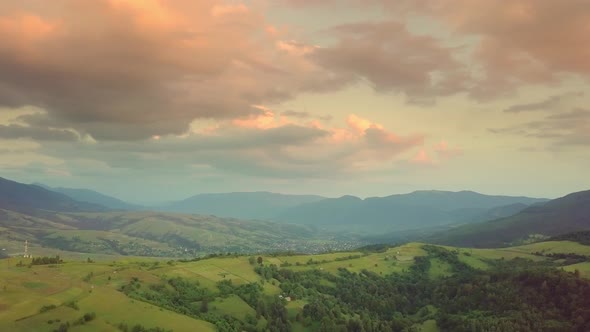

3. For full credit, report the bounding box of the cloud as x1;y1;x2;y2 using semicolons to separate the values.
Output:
490;108;590;148
0;0;347;140
310;21;470;103
282;1;590;98
282;110;311;118
411;149;435;165
383;0;590;97
30;111;438;180
0;124;79;141
503;91;584;113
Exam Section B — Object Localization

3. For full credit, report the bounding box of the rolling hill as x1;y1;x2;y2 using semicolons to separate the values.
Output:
430;189;590;247
2;240;590;332
275;190;547;233
0;209;356;258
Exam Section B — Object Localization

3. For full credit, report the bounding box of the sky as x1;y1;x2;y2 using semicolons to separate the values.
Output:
0;0;589;203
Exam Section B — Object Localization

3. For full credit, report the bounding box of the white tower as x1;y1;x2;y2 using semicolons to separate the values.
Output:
24;240;30;258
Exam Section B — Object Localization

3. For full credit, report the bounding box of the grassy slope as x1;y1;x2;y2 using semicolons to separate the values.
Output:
2;241;590;331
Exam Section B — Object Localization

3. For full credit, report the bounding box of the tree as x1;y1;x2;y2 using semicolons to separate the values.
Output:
200;299;209;313
248;256;256;265
257;256;263;265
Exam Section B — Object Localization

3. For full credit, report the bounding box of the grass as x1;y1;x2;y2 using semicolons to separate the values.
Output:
563;262;590;278
0;260;215;332
509;241;590;255
2;240;590;331
273;243;428;275
210;295;255;320
22;281;48;289
418;319;440;332
428;258;453;278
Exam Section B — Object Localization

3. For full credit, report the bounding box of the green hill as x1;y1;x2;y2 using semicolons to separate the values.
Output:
429;189;590;247
2;240;590;331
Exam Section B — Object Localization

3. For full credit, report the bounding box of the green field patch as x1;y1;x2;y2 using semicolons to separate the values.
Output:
162;267;219;290
428;258;453;278
13;305;80;332
210;294;255;320
456;252;490;269
176;259;260;286
262;281;282;295
563;262;590;278
468;247;544;261
77;286;215;332
68;319;119;332
22;281;48;289
511;241;590;256
281;245;420;275
286;299;306;321
418;319;440;332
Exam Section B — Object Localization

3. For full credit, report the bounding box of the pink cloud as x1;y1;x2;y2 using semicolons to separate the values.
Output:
210;3;249;17
434;140;463;159
283;1;590;98
382;0;590;97
0;0;346;140
411;149;435;165
232;105;293;130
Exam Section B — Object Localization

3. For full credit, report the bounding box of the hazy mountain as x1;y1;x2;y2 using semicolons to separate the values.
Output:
360;203;535;244
472;202;531;222
0;177;105;213
375;190;546;211
429;189;590;247
45;186;141;210
276;190;547;233
163;191;326;220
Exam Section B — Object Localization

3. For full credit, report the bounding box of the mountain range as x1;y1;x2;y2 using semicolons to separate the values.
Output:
0;177;104;213
161;191;326;220
35;184;142;210
30;182;548;234
3;176;590;255
273;191;548;233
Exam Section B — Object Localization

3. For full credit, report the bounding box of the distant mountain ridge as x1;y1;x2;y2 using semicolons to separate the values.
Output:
42;185;142;210
162;191;326;220
274;190;548;233
0;177;105;213
1;176;555;242
429;189;590;247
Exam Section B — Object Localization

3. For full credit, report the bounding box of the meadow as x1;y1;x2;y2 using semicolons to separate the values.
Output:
1;240;589;331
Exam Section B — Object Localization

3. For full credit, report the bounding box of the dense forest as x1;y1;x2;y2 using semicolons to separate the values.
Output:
118;245;590;332
549;230;590;246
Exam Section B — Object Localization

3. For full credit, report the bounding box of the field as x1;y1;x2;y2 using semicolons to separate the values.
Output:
0;259;215;332
1;240;590;331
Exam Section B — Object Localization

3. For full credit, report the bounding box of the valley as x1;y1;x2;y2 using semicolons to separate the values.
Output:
2;177;590;331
